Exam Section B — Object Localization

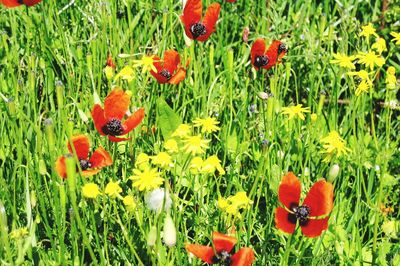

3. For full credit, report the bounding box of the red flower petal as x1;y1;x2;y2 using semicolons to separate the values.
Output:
185;244;214;264
81;169;101;177
91;104;107;136
169;68;186;85
1;0;21;7
250;39;267;70
55;156;67;179
197;3;220;42
68;135;90;160
212;232;237;254
226;0;237;2
89;147;113;168
300;217;329;238
104;88;130;120
263;40;281;70
303;180;334;217
163;50;180;74
181;0;203;40
150;55;169;83
122;108;145;134
108;135;130;142
231;247;255;266
275;207;296;234
278;172;301;209
106;54;116;68
22;0;42;6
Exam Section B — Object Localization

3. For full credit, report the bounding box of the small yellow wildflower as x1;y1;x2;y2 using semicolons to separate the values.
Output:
130;166;164;191
189;157;204;174
390;32;400;45
355;80;370;96
164;139;179;153
182;135;210;155
171;124;191;138
347;70;373;95
132;55;158;74
386;67;397;90
104;66;114;80
359;23;378;38
281;104;310;120
330;53;356;69
320;131;351;162
114;66;135;82
82;183;101;199
217;198;229;209
150;152;173;168
229;192;253;207
310;113;318;122
105;181;123;198
202;155;225;175
10;228;28;239
193;117;220;133
123;195;137;212
135;153;150;170
347;70;372;83
371;38;387;54
218;192;253;217
357;51;385;70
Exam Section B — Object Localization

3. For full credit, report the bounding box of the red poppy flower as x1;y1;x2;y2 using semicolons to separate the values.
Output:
185;232;255;265
226;0;237;2
150;50;187;84
1;0;42;7
250;39;287;70
55;135;112;179
106;54;116;69
181;0;221;42
275;172;334;238
91;88;145;142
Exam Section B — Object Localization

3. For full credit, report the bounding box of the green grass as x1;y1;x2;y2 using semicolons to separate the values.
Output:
1;0;400;265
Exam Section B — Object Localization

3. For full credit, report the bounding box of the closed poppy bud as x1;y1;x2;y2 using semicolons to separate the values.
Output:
147;225;157;247
163;213;177;247
328;164;340;182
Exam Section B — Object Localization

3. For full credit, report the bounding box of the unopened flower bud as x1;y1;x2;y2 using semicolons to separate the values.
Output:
147;226;157;247
328;164;340;182
163;214;176;247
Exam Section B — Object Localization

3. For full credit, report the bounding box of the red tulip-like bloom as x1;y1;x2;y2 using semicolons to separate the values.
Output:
275;172;334;238
150;50;187;84
250;39;287;70
181;0;221;42
1;0;42;7
186;232;255;266
91;88;145;142
55;135;112;179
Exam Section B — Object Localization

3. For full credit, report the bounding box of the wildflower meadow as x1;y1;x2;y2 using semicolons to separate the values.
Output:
1;0;400;265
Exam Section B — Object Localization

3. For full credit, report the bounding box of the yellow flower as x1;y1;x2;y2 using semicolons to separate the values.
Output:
330;53;356;69
123;195;137;212
229;192;253;207
371;38;387;54
193;117;220;133
182;135;210;155
218;197;229;209
281;104;310;120
347;70;373;95
105;181;122;198
132;55;158;74
355;80;370;96
82;183;101;199
357;51;385;70
114;66;135;82
310;113;318;122
218;192;253;217
171;124;192;138
130;166;164;191
104;66;114;79
390;32;400;45
202;155;225;175
359;23;378;38
135;153;150;170
320;131;351;162
150;152;173;168
10;228;28;239
164;139;179;153
386;67;397;90
189;157;204;174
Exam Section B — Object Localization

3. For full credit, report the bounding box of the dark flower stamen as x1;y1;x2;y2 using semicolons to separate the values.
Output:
292;205;311;226
102;118;124;136
212;250;232;266
160;69;172;80
278;43;287;55
190;23;207;39
79;159;92;170
254;55;269;68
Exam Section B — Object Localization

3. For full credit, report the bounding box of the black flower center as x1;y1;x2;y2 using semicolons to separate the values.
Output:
254;55;269;68
190;23;207;39
278;43;287;55
79;159;92;170
288;204;310;226
212;250;232;266
160;69;172;80
102;118;124;136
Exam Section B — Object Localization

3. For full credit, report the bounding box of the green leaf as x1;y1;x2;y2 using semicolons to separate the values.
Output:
156;98;182;140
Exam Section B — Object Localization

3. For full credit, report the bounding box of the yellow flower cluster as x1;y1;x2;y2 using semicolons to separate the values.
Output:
189;155;225;175
218;192;253;218
331;23;398;95
281;104;310;120
320;130;351;162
